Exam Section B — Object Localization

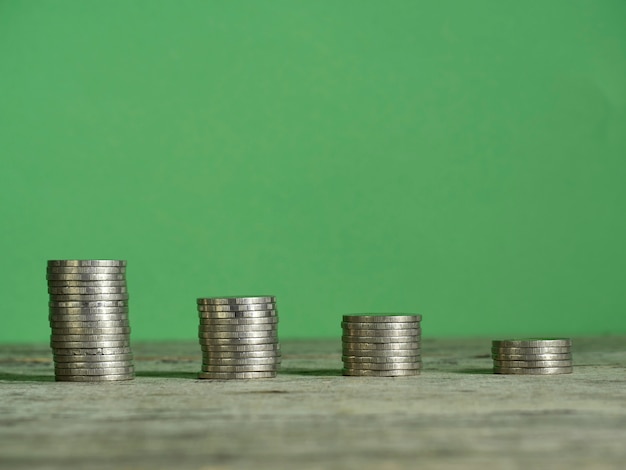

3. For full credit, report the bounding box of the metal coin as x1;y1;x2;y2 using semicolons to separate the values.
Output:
341;348;421;357
49;300;128;308
493;359;573;368
55;374;134;382
47;260;126;267
201;364;277;372
48;286;128;295
51;340;131;348
199;323;277;334
342;334;420;343
342;361;421;370
200;343;280;352
49;314;129;323
46;274;126;281
341;321;421;330
47;280;127;288
493;366;573;375
491;346;571;355
203;357;279;365
49;294;129;302
52;347;132;355
341;355;420;363
342;328;421;336
197;371;276;379
198;310;277;319
197;296;276;305
47;266;126;274
199;317;278;325
54;361;132;369
343;315;422;323
198;337;278;345
342;368;420;377
197;303;276;312
54;354;133;363
491;353;572;361
49;306;129;314
54;366;134;376
51;327;131;335
202;350;281;359
492;339;572;348
51;334;130;342
198;330;277;339
50;320;130;328
342;341;420;350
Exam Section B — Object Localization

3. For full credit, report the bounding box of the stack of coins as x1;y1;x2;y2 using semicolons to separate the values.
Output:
197;296;280;379
47;260;134;382
342;315;422;377
492;338;573;375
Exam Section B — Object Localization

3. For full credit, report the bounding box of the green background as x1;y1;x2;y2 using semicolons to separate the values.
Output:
1;0;625;343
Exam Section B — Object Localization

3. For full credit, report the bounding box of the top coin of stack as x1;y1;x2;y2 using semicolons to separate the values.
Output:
342;315;422;377
197;295;280;380
47;260;134;382
492;338;573;375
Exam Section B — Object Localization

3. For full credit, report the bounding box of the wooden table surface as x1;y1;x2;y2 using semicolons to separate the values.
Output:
0;337;624;469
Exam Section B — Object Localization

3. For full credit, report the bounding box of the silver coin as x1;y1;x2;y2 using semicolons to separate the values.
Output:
49;306;129;314
49;314;129;323
342;342;420;355
343;315;422;323
54;361;132;369
51;327;131;335
49;294;129;302
48;286;128;295
47;273;126;281
52;347;132;355
342;368;420;377
47;260;126;267
201;343;280;352
51;333;130;341
198;310;277;319
201;364;277;372
491;346;571;355
491;353;572;361
342;355;420;363
342;361;421;370
197;371;276;379
55;366;134;376
492;339;572;348
199;317;278;325
51;340;131;348
49;300;128;308
493;366;573;375
54;354;133;363
342;333;420;342
203;357;279;365
47;280;128;288
202;350;281;359
50;320;130;328
55;374;134;382
199;324;277;332
198;330;277;339
342;327;421;335
341;321;421;330
197;303;276;312
47;266;126;274
197;296;276;305
493;359;573;368
341;348;421;357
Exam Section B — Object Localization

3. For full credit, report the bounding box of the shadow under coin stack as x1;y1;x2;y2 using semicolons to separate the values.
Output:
342;315;422;377
47;260;134;382
492;338;573;375
197;296;280;379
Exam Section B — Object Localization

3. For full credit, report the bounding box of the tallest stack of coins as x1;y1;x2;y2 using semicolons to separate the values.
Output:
47;260;134;382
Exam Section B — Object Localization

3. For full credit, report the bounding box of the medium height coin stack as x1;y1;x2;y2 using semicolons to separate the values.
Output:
492;338;573;375
197;296;280;379
342;315;422;377
47;260;134;382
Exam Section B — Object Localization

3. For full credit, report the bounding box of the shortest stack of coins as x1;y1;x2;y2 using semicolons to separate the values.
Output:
342;315;422;377
47;260;134;382
492;338;573;375
197;295;280;380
